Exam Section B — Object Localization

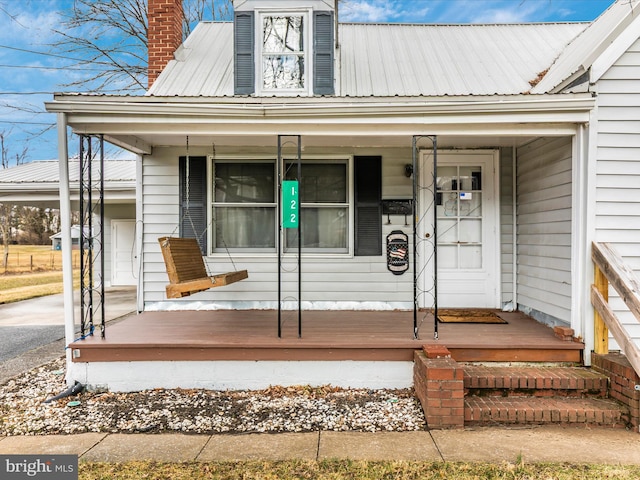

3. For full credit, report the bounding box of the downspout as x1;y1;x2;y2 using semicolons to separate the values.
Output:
57;112;76;387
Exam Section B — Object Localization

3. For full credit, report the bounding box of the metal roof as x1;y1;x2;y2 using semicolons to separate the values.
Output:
340;23;586;96
0;159;136;184
148;21;587;98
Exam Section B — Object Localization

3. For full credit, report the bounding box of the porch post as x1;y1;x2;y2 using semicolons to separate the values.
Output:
583;101;600;363
571;125;588;345
57;112;76;387
411;136;418;338
135;154;144;313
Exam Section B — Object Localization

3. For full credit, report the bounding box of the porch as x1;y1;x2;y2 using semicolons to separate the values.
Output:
71;309;583;364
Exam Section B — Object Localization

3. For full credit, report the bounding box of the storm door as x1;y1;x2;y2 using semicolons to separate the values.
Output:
421;150;500;308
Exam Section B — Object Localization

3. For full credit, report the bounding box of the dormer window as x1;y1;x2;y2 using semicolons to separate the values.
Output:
261;14;307;92
234;6;334;96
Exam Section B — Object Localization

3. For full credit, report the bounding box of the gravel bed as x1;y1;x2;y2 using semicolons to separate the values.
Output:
0;357;426;436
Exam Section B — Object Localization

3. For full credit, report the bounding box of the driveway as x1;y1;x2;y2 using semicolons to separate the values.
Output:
0;287;137;383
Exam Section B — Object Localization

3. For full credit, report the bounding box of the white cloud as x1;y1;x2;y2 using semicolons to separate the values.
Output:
470;4;540;24
340;1;399;22
0;1;63;46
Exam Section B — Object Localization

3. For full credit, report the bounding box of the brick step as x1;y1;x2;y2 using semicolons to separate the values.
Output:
465;396;629;428
463;365;609;397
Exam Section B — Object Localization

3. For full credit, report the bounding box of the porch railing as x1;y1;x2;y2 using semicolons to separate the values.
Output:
591;241;640;377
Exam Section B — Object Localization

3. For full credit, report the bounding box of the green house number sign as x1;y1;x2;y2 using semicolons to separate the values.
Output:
282;180;299;229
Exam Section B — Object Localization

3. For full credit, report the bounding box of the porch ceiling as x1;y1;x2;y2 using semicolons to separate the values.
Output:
46;93;594;155
106;132;542;151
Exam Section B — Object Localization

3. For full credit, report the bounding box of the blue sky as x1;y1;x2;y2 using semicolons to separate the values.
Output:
0;0;617;164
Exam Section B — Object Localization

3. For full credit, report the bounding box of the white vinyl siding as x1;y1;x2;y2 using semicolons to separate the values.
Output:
516;137;573;325
594;37;640;348
142;146;416;308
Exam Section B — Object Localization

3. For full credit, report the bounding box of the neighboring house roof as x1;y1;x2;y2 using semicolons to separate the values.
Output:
50;225;82;240
148;22;588;98
532;0;640;93
0;159;136;205
0;159;135;183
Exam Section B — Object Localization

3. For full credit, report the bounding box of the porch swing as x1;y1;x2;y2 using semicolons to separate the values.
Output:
158;138;248;299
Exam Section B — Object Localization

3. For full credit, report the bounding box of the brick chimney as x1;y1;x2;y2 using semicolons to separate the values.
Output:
148;0;183;88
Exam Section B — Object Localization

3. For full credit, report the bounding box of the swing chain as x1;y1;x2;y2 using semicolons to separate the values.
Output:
180;137;239;273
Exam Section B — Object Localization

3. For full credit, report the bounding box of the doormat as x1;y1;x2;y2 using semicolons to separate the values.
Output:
437;309;507;324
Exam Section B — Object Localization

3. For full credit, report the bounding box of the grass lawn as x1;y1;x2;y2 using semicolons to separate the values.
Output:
0;271;80;304
0;271;64;290
79;460;640;480
0;245;82;303
1;244;81;274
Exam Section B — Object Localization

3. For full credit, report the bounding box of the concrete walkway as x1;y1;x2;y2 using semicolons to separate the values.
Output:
0;287;137;384
0;286;137;327
1;427;640;464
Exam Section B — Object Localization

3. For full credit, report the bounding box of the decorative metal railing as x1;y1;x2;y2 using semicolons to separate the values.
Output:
412;135;438;340
79;134;105;338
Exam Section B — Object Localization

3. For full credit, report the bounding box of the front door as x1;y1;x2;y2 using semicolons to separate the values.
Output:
420;150;500;308
111;219;137;286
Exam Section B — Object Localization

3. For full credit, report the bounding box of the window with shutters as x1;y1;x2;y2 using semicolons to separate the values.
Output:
234;9;334;96
205;157;379;255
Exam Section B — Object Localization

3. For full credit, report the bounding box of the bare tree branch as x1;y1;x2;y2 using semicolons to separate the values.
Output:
51;0;233;93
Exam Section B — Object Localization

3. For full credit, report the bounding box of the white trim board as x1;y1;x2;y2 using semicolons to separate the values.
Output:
591;13;640;83
69;360;414;392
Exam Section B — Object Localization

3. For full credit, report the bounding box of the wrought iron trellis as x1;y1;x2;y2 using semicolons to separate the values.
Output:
412;135;439;340
277;135;302;338
79;134;105;339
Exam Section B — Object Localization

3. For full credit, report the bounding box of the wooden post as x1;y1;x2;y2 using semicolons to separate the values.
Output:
594;264;609;354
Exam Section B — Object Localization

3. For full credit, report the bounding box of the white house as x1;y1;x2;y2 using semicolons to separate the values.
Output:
44;0;640;403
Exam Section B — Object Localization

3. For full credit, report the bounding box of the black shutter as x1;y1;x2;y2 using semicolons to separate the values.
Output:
354;156;382;256
179;156;207;255
313;11;334;95
234;11;255;95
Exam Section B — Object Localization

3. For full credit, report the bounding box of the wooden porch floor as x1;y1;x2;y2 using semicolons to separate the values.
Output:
71;309;584;363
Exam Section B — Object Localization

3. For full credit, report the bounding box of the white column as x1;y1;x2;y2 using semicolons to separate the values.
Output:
571;126;586;344
135;153;144;312
582;99;601;364
57;113;76;386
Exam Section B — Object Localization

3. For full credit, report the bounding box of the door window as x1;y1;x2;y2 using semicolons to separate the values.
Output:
437;165;483;269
